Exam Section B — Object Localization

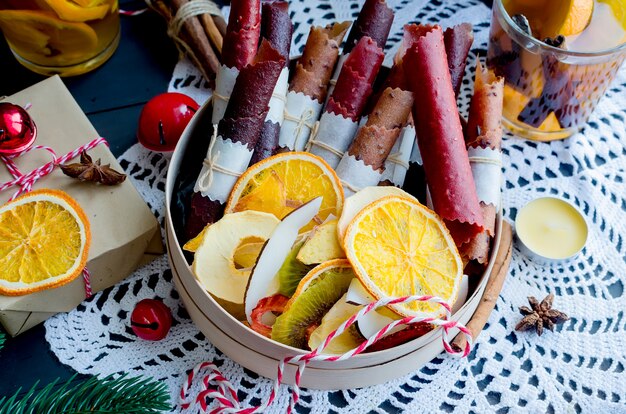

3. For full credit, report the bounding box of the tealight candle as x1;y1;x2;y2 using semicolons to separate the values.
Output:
515;197;588;262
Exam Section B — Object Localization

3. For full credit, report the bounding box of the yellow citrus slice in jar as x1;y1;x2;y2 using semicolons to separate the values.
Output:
43;0;110;22
0;10;98;65
225;152;344;233
0;189;91;296
343;195;463;318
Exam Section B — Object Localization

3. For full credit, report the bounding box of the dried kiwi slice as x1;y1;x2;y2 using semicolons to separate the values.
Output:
271;259;354;349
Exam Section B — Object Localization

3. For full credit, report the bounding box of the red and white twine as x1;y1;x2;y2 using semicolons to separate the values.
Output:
0;132;108;298
180;295;473;413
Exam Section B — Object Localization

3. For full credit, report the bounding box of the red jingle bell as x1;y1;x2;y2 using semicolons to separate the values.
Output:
130;299;173;341
137;92;199;152
0;102;37;155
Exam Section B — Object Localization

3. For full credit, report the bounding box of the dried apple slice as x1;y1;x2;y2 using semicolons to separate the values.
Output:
192;211;279;320
244;197;323;325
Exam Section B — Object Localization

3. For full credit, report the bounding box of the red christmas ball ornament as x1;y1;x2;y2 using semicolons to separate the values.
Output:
130;299;173;341
137;92;199;152
0;102;37;155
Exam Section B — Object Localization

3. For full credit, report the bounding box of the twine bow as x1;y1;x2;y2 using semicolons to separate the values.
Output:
180;294;473;413
0;133;109;298
196;128;244;192
284;108;317;151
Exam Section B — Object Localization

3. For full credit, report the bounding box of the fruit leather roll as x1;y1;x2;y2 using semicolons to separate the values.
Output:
212;0;261;124
444;23;474;98
335;87;413;197
460;61;504;264
378;24;422;187
405;25;484;246
250;1;293;165
187;41;285;238
327;0;394;98
278;21;350;151
308;36;384;168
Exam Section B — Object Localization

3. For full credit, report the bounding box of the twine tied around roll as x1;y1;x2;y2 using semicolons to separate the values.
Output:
166;0;221;38
284;107;317;151
196;127;244;192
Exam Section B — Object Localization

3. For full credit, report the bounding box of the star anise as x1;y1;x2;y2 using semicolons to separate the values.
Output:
60;151;126;185
515;294;569;336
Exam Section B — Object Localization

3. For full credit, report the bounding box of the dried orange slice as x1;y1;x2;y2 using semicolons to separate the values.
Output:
513;0;594;38
0;189;91;296
43;0;110;22
225;152;344;233
343;195;463;318
0;10;98;65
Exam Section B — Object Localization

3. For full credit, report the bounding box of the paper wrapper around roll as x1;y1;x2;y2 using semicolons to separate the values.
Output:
188;41;285;238
380;125;415;187
405;25;484;247
251;1;293;165
307;112;359;168
212;0;261;124
460;60;504;264
336;154;382;197
279;21;350;150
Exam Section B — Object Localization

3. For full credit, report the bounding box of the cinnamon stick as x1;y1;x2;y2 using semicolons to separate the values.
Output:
171;0;220;75
200;13;223;54
452;221;513;351
213;14;227;36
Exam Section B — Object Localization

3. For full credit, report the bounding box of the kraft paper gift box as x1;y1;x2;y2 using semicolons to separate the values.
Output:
0;76;163;336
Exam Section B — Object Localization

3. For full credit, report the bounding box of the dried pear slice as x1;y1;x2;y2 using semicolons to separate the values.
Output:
297;219;346;265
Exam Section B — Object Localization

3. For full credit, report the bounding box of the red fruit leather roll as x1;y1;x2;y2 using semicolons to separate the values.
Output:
405;25;484;246
252;0;293;165
347;87;414;170
187;41;285;239
222;0;261;70
344;0;394;53
444;23;474;98
461;61;504;264
326;37;384;121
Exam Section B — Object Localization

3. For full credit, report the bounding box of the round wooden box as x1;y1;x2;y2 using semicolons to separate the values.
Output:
165;99;503;389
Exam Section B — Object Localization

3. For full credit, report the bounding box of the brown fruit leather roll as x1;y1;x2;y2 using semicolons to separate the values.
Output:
222;0;261;70
347;88;414;170
444;23;474;98
252;1;293;165
461;61;504;264
405;25;484;247
290;22;351;102
326;37;384;121
344;0;394;53
187;40;285;239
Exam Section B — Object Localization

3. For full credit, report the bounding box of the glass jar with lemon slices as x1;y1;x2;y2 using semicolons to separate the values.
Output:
0;0;120;76
487;0;626;141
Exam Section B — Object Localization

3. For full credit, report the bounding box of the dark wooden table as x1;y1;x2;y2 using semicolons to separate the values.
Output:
0;0;493;401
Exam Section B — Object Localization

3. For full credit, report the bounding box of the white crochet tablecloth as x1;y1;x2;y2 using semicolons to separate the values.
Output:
45;0;626;412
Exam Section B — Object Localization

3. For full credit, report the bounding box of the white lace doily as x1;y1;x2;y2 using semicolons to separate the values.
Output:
45;0;626;412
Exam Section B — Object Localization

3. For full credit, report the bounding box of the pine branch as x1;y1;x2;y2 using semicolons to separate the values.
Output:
0;331;5;351
0;374;171;414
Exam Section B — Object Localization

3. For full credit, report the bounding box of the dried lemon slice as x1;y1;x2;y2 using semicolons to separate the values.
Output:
43;0;110;22
0;10;98;65
225;152;344;233
343;195;463;318
0;189;91;296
